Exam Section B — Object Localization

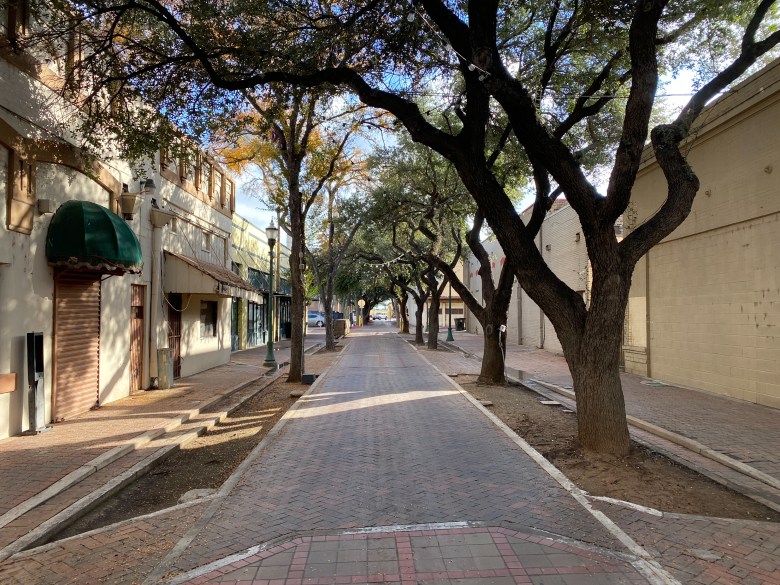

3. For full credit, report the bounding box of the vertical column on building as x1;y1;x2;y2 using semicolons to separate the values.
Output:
149;208;175;385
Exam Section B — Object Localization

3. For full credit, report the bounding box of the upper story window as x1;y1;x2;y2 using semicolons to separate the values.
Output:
214;171;223;205
201;161;212;198
226;179;235;212
202;231;212;252
178;144;193;183
3;1;30;47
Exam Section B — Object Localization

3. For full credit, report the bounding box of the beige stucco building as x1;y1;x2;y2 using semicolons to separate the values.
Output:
230;213;292;350
0;6;257;439
623;59;780;409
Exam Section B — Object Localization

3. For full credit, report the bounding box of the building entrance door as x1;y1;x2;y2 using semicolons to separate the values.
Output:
53;272;101;421
167;293;182;378
130;285;145;391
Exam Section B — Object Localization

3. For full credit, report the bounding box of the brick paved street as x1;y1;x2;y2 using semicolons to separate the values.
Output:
5;327;780;584
159;332;652;584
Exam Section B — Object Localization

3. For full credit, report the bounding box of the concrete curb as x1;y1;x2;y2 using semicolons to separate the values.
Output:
439;335;780;497
530;378;780;494
412;345;680;585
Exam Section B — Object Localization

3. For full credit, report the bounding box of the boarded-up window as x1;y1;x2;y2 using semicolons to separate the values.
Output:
6;150;35;234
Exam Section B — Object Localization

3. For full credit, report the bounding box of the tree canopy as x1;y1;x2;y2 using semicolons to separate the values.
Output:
38;0;780;454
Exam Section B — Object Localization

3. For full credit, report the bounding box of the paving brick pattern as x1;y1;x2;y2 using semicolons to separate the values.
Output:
171;334;634;576
436;331;780;482
186;527;644;585
0;501;210;585
592;501;780;585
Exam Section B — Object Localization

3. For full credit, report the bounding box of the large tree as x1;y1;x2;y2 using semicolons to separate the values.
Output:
54;0;780;454
221;86;360;381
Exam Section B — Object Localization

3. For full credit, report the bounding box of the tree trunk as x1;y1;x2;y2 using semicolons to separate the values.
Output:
427;293;440;350
479;324;506;385
564;269;631;455
323;295;335;350
414;301;425;345
399;296;410;334
288;204;305;383
323;275;336;350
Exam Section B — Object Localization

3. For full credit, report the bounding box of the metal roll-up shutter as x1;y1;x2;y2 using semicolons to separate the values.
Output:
54;272;101;421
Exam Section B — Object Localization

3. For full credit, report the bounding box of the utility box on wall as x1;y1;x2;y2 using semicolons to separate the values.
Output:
26;332;49;434
158;348;174;389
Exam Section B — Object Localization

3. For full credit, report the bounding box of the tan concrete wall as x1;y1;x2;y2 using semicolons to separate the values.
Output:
625;60;780;407
515;204;588;351
647;214;780;406
178;294;232;378
463;203;588;354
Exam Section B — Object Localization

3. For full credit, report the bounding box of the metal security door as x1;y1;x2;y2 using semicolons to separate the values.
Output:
167;293;182;378
53;272;101;421
130;285;145;391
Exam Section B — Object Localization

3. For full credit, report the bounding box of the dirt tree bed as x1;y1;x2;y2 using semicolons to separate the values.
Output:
56;345;778;543
459;374;780;521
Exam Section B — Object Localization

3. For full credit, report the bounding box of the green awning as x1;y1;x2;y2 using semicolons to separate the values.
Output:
46;200;143;275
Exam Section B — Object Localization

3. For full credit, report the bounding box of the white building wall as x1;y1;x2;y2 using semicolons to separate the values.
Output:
463;203;588;354
177;294;231;377
0;154;147;437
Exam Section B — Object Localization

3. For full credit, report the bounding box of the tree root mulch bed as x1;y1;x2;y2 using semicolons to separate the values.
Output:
458;374;780;522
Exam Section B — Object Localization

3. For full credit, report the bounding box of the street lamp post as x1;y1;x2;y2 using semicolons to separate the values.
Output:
446;282;455;342
263;221;279;368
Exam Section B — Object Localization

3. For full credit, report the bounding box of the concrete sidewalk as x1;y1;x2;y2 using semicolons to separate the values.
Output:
0;336;321;561
435;329;780;511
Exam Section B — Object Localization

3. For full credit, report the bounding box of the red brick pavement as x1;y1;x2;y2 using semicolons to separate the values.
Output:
0;501;210;585
162;334;652;581
0;341;311;555
179;526;645;585
0;327;774;584
592;501;780;585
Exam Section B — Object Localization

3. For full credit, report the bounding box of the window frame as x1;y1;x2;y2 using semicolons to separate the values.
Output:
200;300;218;338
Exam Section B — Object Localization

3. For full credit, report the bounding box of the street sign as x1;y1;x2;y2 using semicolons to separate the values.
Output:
357;299;365;308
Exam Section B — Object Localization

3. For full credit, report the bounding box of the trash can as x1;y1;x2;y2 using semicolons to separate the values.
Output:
455;318;465;331
158;348;174;389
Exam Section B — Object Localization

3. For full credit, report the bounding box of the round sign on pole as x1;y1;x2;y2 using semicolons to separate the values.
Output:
357;299;366;308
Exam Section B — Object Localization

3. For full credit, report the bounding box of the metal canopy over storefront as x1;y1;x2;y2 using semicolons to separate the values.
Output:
163;250;262;302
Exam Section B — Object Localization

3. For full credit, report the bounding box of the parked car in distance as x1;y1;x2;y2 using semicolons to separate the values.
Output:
373;312;387;320
307;311;325;327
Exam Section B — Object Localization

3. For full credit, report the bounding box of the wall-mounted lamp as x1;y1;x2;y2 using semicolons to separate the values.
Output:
37;199;55;215
120;178;157;220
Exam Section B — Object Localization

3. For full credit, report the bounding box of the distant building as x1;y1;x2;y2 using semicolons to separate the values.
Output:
230;214;292;350
464;200;591;353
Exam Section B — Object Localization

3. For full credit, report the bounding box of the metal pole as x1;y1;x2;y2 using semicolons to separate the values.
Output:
446;281;454;342
263;240;277;368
